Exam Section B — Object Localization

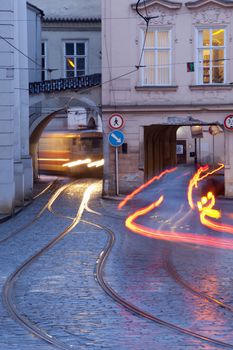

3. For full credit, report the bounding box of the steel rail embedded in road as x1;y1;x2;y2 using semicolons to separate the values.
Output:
82;217;233;349
33;178;58;199
0;180;60;244
165;253;233;312
3;180;90;350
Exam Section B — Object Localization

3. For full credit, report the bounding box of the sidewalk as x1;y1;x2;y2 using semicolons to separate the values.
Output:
0;175;56;224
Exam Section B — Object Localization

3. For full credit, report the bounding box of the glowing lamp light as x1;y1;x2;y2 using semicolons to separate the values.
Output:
62;159;91;168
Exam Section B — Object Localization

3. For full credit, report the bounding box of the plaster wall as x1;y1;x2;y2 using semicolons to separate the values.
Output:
40;29;101;80
102;0;233;196
0;0;33;214
27;5;42;82
102;0;233;107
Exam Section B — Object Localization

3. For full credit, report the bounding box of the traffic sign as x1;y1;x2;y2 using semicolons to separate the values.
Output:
109;113;124;129
224;115;233;131
108;130;125;147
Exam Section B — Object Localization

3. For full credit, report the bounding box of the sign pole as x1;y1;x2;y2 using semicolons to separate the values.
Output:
213;134;215;168
115;147;119;196
108;125;125;197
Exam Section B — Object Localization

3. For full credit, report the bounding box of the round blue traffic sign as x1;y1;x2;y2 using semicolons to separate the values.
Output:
108;130;125;147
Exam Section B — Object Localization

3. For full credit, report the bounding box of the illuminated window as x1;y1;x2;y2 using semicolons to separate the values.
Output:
197;28;226;84
64;41;87;78
142;30;171;85
41;41;47;81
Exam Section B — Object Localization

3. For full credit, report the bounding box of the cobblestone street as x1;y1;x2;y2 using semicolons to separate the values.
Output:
1;171;233;350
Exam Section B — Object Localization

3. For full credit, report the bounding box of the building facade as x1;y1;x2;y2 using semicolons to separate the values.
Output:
102;0;233;196
29;0;102;178
0;0;42;214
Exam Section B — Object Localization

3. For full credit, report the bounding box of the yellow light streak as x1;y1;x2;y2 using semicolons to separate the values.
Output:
62;159;91;168
212;29;224;36
39;158;70;162
87;159;104;168
67;58;75;68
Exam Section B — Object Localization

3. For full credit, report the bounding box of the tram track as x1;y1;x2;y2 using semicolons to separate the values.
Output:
161;198;233;314
0;179;60;244
4;176;233;349
3;179;92;350
81;179;233;349
80;217;233;349
165;252;233;312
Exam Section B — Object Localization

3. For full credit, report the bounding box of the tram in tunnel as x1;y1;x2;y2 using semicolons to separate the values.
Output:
38;129;103;177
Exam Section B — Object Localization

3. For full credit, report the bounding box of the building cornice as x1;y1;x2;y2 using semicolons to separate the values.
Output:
131;0;182;10
102;104;233;113
185;0;233;8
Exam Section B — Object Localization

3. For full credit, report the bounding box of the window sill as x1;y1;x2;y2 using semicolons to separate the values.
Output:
135;85;178;92
189;84;233;91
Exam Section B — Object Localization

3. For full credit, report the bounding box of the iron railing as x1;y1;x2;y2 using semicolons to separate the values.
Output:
29;73;101;94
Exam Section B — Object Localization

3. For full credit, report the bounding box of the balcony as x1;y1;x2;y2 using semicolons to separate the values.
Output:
29;73;101;94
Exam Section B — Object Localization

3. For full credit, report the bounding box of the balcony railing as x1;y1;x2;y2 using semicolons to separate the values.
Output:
29;73;101;94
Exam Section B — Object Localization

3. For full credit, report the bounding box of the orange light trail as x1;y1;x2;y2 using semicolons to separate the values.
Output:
187;165;209;210
198;192;233;234
39;158;70;162
123;162;233;250
118;167;177;209
187;163;233;233
187;163;224;210
199;163;224;181
125;195;233;250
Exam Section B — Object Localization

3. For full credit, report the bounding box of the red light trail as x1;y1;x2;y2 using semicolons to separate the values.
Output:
118;167;177;209
122;164;233;250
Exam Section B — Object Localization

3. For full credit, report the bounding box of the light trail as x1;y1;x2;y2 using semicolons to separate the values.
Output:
87;159;104;168
187;163;224;210
118;167;177;209
39;158;70;162
198;192;233;234
125;195;233;250
62;158;91;168
187;165;208;210
123;163;233;250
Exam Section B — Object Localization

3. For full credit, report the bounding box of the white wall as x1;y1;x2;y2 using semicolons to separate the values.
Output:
29;0;101;18
27;4;43;82
0;0;32;214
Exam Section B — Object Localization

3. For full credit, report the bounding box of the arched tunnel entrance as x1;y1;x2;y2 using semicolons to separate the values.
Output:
144;125;179;181
30;108;103;179
144;123;224;186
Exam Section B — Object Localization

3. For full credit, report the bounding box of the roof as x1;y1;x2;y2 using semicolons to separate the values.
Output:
27;2;44;16
42;17;101;23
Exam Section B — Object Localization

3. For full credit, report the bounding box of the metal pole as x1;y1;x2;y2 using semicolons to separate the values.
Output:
199;138;201;164
194;138;197;165
115;147;119;195
213;134;215;169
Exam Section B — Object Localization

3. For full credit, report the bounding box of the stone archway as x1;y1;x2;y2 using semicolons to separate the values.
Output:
144;125;178;181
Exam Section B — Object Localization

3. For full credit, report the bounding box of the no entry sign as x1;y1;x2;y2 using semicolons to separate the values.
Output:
224;115;233;131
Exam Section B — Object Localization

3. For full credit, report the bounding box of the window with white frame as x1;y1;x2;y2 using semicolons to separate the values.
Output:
142;29;171;85
64;41;87;78
197;28;226;84
41;41;47;81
